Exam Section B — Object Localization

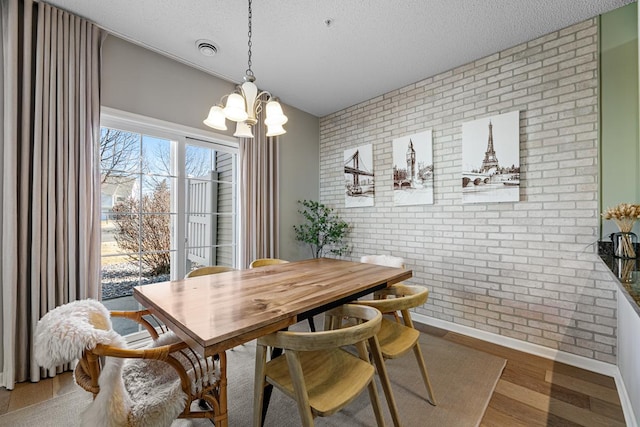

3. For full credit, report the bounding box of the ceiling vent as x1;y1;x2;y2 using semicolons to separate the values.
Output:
196;40;218;57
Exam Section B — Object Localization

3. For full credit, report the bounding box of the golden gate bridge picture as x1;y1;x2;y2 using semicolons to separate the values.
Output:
461;111;520;204
344;144;374;207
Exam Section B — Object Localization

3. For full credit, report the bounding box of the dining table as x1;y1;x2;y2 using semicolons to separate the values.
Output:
133;257;412;426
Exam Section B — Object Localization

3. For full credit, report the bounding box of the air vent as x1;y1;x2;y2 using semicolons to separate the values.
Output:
196;40;218;57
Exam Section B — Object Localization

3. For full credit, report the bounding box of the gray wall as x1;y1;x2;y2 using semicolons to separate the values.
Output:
278;107;321;261
101;35;320;262
600;3;639;239
320;18;617;362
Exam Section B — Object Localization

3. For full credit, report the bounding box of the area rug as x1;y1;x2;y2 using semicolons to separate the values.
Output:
0;334;506;427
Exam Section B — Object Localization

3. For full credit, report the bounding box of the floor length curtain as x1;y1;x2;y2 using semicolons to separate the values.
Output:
239;114;280;268
0;0;104;388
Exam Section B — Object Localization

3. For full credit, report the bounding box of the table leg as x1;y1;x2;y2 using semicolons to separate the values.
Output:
219;351;228;427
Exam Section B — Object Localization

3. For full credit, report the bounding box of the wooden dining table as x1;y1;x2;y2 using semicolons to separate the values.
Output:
133;257;411;357
133;257;411;426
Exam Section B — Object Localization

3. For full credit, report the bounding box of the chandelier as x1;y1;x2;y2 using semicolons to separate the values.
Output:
203;0;288;138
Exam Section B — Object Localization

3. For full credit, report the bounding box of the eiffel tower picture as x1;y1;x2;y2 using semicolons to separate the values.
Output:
481;121;499;172
461;111;520;204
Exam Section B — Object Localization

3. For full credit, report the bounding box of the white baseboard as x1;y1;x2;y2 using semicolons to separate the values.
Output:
414;313;617;374
612;370;639;427
414;314;638;427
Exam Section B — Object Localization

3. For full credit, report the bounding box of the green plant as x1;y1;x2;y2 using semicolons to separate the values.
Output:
293;200;350;258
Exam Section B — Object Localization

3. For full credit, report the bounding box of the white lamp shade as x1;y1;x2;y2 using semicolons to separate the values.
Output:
223;93;249;122
266;123;286;137
233;121;254;138
264;100;288;126
240;81;259;122
203;106;227;130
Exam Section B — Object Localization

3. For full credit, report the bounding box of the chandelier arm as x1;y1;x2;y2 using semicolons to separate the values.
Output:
219;93;231;106
253;91;273;116
256;91;272;101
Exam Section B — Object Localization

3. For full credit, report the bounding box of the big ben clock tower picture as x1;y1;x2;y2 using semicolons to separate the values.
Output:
392;130;433;206
406;140;416;186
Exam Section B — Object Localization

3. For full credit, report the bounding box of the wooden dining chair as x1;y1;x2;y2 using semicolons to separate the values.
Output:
354;284;437;408
249;258;290;268
253;304;387;427
360;254;405;322
34;299;227;427
186;265;235;278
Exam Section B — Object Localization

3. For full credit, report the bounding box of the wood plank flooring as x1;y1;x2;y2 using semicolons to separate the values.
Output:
426;326;627;427
0;326;627;426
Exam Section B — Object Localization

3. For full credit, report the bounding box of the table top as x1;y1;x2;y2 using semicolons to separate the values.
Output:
133;258;412;356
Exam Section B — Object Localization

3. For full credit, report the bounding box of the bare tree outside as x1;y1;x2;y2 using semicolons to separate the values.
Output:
100;128;140;184
149;143;213;183
111;180;171;276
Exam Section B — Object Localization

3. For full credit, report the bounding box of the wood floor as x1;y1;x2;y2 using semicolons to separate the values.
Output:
0;326;627;426
421;326;627;427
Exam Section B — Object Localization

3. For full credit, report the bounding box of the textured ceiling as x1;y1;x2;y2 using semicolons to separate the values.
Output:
45;0;634;117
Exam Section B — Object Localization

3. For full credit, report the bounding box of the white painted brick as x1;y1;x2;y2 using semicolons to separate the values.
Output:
514;324;544;336
318;19;614;361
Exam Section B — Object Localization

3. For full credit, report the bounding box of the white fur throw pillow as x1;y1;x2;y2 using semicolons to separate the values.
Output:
34;299;120;369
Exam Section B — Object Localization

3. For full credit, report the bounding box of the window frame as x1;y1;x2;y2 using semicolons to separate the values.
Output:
100;107;241;281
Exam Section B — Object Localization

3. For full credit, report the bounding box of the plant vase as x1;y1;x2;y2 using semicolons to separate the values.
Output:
612;231;637;259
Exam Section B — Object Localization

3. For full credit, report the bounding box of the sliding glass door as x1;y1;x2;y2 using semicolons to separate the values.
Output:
99;115;238;336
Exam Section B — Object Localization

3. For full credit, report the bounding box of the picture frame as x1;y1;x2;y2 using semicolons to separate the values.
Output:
392;130;434;206
461;111;520;204
344;144;374;208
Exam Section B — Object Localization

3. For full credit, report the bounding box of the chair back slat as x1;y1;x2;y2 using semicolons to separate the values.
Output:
259;305;381;351
249;258;289;268
186;265;235;278
367;284;429;312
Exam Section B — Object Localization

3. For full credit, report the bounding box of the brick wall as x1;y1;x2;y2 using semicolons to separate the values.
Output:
319;18;618;363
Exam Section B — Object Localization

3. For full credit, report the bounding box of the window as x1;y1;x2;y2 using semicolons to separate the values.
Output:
99;111;239;335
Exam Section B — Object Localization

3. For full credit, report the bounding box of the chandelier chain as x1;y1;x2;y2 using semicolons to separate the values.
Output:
246;0;253;77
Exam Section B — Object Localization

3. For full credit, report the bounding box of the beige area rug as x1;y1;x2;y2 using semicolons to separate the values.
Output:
0;334;505;427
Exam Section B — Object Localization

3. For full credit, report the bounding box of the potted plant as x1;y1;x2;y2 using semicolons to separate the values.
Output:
293;200;350;258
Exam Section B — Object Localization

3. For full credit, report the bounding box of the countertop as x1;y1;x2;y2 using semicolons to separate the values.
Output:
598;241;640;313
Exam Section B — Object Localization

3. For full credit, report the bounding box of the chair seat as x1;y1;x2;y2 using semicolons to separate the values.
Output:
123;358;187;420
122;332;220;419
377;317;420;359
265;348;376;417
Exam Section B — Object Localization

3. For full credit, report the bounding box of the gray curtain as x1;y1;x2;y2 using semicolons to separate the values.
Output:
239;113;280;268
0;0;104;388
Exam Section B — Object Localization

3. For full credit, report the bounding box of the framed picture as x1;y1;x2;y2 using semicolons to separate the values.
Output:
461;111;520;203
344;144;374;207
392;130;433;206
